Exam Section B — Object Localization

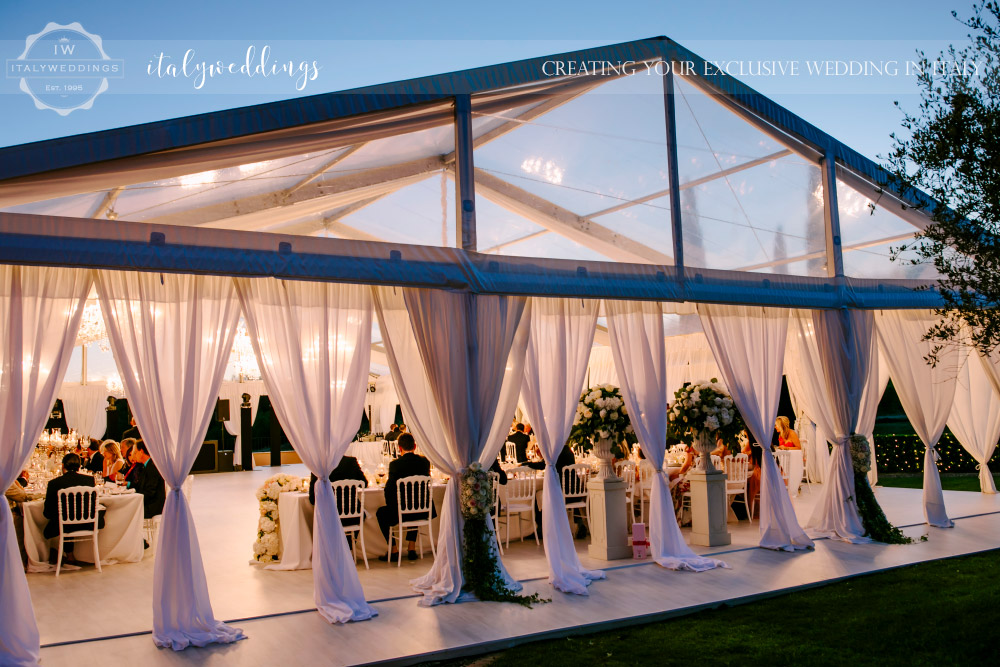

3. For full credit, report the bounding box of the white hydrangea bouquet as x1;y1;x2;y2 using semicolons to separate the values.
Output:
252;473;308;563
568;384;636;455
849;434;872;474
666;379;744;443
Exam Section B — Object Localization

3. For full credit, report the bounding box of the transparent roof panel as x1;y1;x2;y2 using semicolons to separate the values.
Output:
679;153;826;276
842;239;941;280
333;174;455;247
590;194;673;262
472;69;672;264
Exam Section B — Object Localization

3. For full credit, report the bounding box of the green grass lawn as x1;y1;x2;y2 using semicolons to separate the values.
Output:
878;473;999;492
437;550;1000;667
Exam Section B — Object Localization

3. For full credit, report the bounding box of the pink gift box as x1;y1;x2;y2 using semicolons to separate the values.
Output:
631;523;649;559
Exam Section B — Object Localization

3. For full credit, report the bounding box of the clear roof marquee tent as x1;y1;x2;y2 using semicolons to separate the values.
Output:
0;36;946;313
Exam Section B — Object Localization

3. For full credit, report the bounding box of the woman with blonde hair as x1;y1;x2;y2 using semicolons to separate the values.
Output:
774;416;801;449
102;440;125;482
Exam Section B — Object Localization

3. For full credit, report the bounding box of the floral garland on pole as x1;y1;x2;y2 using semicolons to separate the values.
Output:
460;462;546;607
849;434;919;544
252;473;308;562
568;384;636;457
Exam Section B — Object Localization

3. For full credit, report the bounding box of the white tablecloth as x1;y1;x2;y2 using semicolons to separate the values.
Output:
23;492;144;572
268;485;447;571
347;441;386;470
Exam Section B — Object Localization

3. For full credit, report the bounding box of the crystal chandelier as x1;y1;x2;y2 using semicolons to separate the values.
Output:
76;300;110;351
227;318;261;382
106;372;124;396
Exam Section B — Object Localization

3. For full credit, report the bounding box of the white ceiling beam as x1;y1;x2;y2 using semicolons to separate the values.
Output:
198;169;435;232
143;155;443;227
286;143;367;195
586;149;793;219
474;168;673;265
736;231;917;272
90;186;124;219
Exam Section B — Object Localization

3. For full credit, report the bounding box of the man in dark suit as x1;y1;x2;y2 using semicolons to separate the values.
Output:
85;442;104;474
526;444;584;538
376;433;430;561
128;440;165;520
43;453;104;563
122;417;141;443
508;423;531;463
385;424;400;441
309;455;368;505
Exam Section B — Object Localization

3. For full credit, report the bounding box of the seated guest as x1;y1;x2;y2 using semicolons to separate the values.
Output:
6;474;28;567
85;441;103;474
526;444;584;538
376;433;430;561
507;423;531;463
16;469;28;488
385;424;400;441
121;439;142;487
42;453;104;564
745;442;762;520
102;441;126;482
775;416;801;449
122;417;141;443
309;455;368;506
712;434;731;458
669;444;696;518
128;440;166;521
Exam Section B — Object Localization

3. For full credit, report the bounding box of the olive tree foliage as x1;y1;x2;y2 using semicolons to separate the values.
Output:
886;1;1000;363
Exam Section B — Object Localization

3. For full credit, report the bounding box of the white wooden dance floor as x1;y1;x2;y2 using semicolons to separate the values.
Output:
31;465;1000;666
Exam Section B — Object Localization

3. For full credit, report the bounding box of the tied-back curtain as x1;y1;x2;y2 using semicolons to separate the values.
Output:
60;383;109;441
95;271;246;650
373;286;527;605
857;353;890;487
0;266;90;667
876;310;961;528
604;300;726;572
698;304;813;551
805;309;875;542
786;312;839;483
520;297;607;594
947;350;999;494
235;278;376;623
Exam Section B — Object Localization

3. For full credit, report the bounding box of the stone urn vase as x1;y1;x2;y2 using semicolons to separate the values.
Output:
692;430;717;473
591;435;619;480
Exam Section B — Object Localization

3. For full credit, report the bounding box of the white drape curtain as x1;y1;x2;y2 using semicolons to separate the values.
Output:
586;345;618;388
236;278;376;622
805;309;875;542
947;350;999;494
521;297;607;593
604;300;726;571
0;266;90;666
96;270;246;650
218;380;264;464
857;352;890;487
60;382;109;440
373;286;526;605
786;313;838;483
698;304;813;551
876;310;961;528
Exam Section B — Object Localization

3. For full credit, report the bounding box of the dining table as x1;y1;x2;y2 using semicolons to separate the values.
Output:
22;488;145;573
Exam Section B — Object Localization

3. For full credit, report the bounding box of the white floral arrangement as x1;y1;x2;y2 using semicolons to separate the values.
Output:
666;379;744;442
849;434;872;474
460;461;492;520
568;384;635;453
252;473;308;563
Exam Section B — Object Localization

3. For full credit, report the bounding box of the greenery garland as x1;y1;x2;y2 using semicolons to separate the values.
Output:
849;434;918;544
460;463;547;607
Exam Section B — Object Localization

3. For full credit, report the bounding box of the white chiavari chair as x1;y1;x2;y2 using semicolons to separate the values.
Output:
331;480;368;569
391;475;435;567
55;486;101;576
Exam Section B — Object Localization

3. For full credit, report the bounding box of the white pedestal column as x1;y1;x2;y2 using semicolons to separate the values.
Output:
587;477;632;561
687;469;731;547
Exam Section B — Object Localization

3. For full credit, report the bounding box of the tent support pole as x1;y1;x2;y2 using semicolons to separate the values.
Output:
454;94;477;252
821;149;845;279
663;64;685;278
